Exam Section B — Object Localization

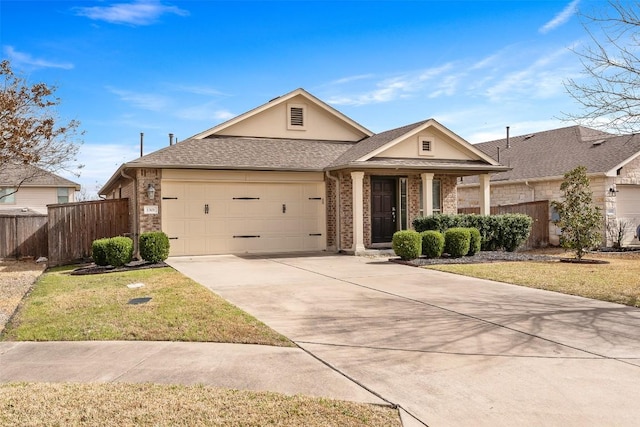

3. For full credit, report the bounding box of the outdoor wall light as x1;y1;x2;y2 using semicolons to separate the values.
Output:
147;183;156;200
608;187;618;197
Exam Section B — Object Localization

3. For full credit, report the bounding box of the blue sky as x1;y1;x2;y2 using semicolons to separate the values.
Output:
2;0;604;195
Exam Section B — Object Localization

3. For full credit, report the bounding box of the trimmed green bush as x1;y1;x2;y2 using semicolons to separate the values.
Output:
413;213;533;252
392;230;422;260
500;214;533;252
139;231;170;263
91;238;110;266
468;228;482;256
105;236;133;267
420;230;445;259
444;228;471;258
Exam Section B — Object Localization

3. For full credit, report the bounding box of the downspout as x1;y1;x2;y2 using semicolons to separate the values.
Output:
120;168;139;257
325;170;341;252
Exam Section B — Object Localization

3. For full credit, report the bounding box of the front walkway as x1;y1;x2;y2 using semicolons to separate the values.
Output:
168;253;640;427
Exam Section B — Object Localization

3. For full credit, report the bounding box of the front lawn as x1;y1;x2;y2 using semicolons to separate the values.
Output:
2;266;292;346
1;383;401;427
426;252;640;307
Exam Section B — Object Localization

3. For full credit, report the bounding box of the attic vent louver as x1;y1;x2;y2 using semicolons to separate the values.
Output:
290;107;304;126
592;139;605;146
523;134;535;140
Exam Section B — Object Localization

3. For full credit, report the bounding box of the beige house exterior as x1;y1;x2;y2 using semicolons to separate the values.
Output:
0;164;80;214
458;126;640;247
100;88;507;256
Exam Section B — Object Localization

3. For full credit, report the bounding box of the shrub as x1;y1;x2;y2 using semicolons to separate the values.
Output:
139;231;170;263
467;228;482;256
413;213;532;252
420;230;445;259
91;238;110;266
105;236;133;267
444;228;471;258
392;230;422;260
500;214;533;252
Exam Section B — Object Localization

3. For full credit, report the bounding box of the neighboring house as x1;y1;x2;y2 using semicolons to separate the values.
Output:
458;125;640;246
99;88;507;256
0;164;80;214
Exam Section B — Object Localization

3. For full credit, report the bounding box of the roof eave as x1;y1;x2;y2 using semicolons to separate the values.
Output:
325;162;511;174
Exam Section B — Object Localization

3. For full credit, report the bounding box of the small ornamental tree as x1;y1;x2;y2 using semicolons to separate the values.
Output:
551;166;603;260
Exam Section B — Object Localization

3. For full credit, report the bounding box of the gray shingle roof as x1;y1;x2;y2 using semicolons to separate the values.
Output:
349;157;508;172
128;136;356;171
467;125;640;183
0;163;80;188
328;121;429;168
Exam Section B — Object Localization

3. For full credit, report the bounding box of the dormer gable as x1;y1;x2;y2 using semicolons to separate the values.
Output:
191;88;372;142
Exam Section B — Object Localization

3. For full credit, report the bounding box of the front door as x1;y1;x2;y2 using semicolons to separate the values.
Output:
371;177;397;243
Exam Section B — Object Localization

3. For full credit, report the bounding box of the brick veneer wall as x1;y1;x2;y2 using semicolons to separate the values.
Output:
137;168;162;233
338;171;354;251
326;176;337;250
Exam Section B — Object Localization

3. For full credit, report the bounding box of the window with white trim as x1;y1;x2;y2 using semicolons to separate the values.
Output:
287;103;307;130
0;187;16;204
57;187;69;204
418;179;442;215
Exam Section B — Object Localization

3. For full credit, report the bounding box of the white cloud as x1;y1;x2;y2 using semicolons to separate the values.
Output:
539;0;580;34
108;87;170;111
175;102;235;121
169;84;227;97
327;64;455;106
74;0;189;26
329;74;375;85
4;46;74;70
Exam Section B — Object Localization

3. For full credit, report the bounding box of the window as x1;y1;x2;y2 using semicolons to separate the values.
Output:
418;179;442;215
57;187;69;204
0;187;16;204
419;137;434;156
287;103;307;130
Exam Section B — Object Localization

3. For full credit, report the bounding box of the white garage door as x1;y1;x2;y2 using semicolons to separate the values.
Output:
617;185;640;246
162;181;326;256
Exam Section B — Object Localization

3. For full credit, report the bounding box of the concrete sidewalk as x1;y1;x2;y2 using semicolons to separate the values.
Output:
0;340;387;405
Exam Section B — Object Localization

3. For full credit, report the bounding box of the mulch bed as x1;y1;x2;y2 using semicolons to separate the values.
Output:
393;251;559;267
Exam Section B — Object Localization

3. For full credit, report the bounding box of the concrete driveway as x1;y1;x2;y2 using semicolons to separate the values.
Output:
168;253;640;427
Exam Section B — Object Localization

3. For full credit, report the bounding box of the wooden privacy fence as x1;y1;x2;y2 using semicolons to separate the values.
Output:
458;200;549;249
0;211;48;259
48;198;130;266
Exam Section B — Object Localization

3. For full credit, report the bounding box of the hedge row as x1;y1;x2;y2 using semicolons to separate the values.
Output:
412;213;532;252
393;228;481;260
91;232;170;266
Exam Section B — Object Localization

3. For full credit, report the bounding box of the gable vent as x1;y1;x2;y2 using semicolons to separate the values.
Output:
290;107;304;126
422;140;432;152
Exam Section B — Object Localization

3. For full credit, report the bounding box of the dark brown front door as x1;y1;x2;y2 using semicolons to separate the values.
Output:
371;177;397;243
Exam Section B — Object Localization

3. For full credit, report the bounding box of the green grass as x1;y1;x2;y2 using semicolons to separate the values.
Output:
1;383;401;427
427;253;640;307
2;266;293;346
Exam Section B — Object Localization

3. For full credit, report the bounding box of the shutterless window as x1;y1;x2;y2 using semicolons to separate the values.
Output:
57;187;69;204
418;179;442;215
0;187;16;204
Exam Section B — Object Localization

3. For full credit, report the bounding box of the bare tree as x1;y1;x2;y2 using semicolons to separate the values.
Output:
564;1;640;134
0;59;83;199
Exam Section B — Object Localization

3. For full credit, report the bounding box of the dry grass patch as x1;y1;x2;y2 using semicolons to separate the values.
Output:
1;383;400;427
427;252;640;307
2;266;292;346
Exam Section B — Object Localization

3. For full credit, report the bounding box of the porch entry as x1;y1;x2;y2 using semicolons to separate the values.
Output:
371;177;398;243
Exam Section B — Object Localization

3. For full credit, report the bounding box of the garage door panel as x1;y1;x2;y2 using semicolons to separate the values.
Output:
617;185;640;246
163;180;326;256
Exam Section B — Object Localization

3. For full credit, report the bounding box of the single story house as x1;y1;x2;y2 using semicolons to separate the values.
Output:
0;164;80;214
99;88;508;256
458;125;640;246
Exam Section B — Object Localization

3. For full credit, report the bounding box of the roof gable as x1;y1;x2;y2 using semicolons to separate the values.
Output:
329;119;501;169
191;88;372;142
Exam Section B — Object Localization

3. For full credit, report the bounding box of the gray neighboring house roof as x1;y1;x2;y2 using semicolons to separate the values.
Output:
126;136;356;171
0;163;80;189
464;125;640;184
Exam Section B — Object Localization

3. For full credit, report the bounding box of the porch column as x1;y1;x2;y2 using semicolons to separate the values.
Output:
351;171;366;253
421;173;434;216
479;173;491;215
